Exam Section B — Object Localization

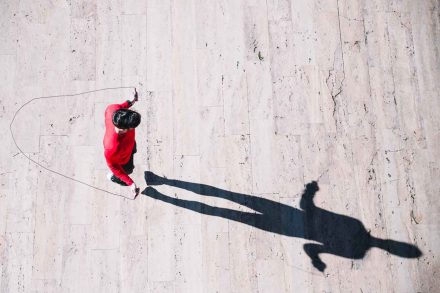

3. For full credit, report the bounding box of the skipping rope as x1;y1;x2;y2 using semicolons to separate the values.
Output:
9;86;138;200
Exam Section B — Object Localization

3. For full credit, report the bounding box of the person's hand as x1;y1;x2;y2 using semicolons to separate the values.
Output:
128;89;138;107
129;183;139;199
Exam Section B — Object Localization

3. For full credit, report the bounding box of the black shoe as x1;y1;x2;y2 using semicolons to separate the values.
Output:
107;173;128;186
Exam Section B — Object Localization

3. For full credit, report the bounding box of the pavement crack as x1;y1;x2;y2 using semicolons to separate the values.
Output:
324;0;346;125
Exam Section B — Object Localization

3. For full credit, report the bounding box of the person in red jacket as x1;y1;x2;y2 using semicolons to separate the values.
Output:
103;91;141;199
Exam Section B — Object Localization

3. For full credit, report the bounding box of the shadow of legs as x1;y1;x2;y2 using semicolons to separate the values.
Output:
144;171;283;215
142;186;258;223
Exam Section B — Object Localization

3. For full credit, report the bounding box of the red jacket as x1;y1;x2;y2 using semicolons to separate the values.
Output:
103;101;135;186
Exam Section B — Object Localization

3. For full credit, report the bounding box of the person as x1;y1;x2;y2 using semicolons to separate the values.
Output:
103;90;141;199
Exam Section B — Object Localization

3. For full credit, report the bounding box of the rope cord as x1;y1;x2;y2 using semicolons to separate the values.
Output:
9;86;138;200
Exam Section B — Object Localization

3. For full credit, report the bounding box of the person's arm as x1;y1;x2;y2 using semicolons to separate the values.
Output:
107;162;134;186
119;100;131;109
119;89;139;109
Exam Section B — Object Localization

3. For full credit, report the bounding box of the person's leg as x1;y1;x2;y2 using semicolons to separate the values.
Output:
108;142;137;186
122;141;136;175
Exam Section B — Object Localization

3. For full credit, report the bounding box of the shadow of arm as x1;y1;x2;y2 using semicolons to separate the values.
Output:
299;181;319;210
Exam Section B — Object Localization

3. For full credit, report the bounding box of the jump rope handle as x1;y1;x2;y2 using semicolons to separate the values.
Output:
134;88;139;102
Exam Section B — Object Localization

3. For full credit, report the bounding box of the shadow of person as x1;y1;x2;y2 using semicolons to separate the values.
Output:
142;171;422;272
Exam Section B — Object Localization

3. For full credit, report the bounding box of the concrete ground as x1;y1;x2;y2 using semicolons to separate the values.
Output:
1;0;439;292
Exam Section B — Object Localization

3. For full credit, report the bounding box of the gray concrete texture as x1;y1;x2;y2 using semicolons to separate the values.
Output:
0;0;439;292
